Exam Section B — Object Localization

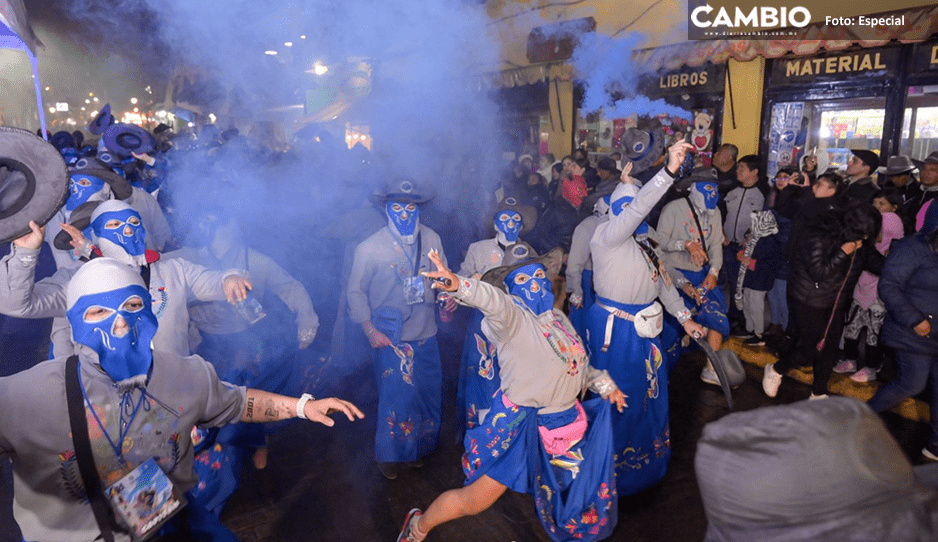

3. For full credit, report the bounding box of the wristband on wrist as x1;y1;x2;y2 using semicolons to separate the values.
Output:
296;393;315;419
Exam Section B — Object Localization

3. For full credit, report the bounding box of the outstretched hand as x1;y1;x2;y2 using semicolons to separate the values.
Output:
303;397;365;427
423;249;458;293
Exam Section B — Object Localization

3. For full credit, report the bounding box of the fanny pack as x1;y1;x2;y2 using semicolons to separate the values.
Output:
537;401;587;456
595;300;663;352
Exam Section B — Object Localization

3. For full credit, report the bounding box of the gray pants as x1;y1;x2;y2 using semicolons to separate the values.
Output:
743;287;766;336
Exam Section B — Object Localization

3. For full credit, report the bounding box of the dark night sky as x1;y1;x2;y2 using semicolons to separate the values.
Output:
22;0;173;125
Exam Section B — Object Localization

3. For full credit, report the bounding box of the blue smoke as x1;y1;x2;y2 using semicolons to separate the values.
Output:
571;32;690;120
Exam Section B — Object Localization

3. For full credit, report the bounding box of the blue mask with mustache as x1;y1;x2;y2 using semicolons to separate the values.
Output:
494;210;523;243
67;284;157;384
386;201;420;242
694;181;719;210
506;262;553;314
67;173;107;211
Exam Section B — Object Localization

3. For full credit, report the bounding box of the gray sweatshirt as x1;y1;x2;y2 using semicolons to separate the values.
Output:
452;276;617;414
654;196;724;282
590;170;690;322
347;225;446;342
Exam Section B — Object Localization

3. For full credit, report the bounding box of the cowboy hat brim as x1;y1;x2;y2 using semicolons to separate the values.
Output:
103;124;156;157
0;127;70;243
53;200;101;250
481;246;564;293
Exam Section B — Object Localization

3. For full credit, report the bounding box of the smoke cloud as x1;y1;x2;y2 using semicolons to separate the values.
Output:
571;32;690;120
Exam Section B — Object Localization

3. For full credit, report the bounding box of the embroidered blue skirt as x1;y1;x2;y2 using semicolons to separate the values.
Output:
677;267;730;337
568;269;595;345
587;298;671;496
462;392;618;542
373;336;441;462
457;309;502;431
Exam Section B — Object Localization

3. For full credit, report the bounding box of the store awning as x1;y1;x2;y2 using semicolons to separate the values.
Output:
475;62;573;90
633;4;938;71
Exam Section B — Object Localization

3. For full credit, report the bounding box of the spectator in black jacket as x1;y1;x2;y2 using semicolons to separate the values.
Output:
868;204;938;461
763;203;885;399
842;149;880;205
903;151;938;231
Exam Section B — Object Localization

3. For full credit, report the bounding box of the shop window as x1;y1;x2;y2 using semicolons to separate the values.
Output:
767;97;886;178
900;86;938;160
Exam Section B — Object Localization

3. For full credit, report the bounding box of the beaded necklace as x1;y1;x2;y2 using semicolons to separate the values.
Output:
540;316;587;377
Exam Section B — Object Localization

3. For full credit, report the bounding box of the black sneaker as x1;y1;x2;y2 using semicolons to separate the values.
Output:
743;334;765;346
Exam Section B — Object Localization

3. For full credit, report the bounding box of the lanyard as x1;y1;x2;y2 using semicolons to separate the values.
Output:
77;362;147;466
394;233;423;277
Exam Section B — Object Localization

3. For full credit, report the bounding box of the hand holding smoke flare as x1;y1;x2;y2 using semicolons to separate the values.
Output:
424;249;457;292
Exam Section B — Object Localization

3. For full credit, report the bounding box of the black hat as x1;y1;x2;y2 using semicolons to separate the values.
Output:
850;149;880;174
481;243;563;292
911;151;938;169
53;200;101;250
619;126;666;175
0;127;70;243
372;178;433;204
103;124;156;157
89;104;114;135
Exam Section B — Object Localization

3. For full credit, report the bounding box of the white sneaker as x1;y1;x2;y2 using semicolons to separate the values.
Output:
849;367;879;383
700;361;720;386
808;393;829;400
833;359;857;374
762;363;782;397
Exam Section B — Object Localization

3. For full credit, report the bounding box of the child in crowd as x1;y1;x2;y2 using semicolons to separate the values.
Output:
834;189;905;382
735;210;781;346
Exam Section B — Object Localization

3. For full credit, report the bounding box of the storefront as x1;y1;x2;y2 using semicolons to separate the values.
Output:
574;61;727;167
761;46;904;178
901;39;938;160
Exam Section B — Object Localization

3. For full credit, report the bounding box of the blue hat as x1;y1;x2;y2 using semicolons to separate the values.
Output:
89;104;114;135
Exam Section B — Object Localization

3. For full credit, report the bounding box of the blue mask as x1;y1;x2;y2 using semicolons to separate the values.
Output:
91;208;147;257
694;182;719;210
67;174;107;211
506;262;553;314
495;210;523;243
386;201;419;237
66;284;157;384
612;195;649;236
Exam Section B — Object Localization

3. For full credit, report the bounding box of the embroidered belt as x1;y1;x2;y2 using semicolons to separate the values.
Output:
594;301;634;353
